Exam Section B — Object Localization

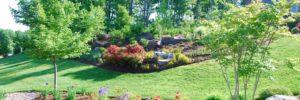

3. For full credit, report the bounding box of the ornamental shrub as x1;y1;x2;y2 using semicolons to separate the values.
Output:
258;87;292;100
104;44;145;68
174;53;191;64
291;27;299;34
66;88;76;100
206;95;221;100
168;53;191;67
140;38;149;48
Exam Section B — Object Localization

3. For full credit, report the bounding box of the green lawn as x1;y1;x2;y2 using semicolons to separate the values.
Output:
0;36;300;99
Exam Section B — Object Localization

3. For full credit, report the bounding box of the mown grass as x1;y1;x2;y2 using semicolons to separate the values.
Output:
0;36;299;99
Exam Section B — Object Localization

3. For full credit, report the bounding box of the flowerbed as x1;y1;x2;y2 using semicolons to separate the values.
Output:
98;43;210;73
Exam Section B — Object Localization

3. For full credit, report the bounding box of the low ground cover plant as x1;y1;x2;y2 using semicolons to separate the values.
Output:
0;91;5;100
258;87;293;100
291;27;299;34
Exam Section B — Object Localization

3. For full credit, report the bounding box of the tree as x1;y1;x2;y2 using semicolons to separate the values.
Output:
204;0;299;99
13;31;30;53
115;5;132;30
0;29;15;57
12;0;105;90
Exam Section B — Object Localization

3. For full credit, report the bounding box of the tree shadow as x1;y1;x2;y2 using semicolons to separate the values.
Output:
0;60;74;85
0;54;122;85
61;66;123;81
0;60;33;70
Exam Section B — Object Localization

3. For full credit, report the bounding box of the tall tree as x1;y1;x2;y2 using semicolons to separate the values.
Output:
12;0;105;90
0;29;15;57
115;5;132;30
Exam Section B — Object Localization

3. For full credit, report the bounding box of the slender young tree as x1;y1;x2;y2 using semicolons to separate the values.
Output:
12;0;105;90
205;0;299;99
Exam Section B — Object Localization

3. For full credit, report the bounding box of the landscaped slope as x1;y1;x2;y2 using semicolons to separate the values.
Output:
0;36;299;99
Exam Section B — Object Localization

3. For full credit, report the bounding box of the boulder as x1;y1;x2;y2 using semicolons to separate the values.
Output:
161;36;187;45
97;34;111;40
136;32;154;41
154;52;173;59
146;40;159;50
266;95;300;100
94;41;111;48
158;59;171;66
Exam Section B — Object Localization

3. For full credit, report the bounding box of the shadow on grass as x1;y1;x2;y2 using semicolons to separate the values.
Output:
62;66;123;81
0;54;122;85
0;60;33;70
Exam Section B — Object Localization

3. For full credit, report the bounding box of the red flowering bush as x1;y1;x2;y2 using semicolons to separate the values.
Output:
104;44;146;68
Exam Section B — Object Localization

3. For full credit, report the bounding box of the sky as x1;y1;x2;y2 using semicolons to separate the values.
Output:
0;0;29;31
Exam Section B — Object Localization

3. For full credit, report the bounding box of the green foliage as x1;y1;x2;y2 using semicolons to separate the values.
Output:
186;48;211;57
291;27;299;34
130;22;144;35
145;51;154;59
0;29;30;56
80;48;103;63
41;89;49;99
12;0;105;90
99;47;107;63
140;38;149;48
206;95;221;100
142;64;151;70
205;0;299;99
115;5;132;31
66;88;76;100
107;5;133;41
130;38;138;45
110;5;132;39
53;91;62;100
258;88;293;100
162;48;182;54
0;29;15;56
77;87;92;95
110;30;124;41
169;51;192;67
292;90;300;96
13;0;105;60
174;53;191;64
13;31;31;54
0;90;5;100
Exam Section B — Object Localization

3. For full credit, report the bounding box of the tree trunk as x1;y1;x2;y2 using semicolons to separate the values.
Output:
52;57;58;91
243;76;249;100
252;71;261;100
209;0;214;19
143;0;148;27
129;0;134;16
220;64;234;99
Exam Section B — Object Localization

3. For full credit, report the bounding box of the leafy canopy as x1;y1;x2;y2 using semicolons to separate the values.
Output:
13;0;105;59
0;29;15;55
204;0;300;99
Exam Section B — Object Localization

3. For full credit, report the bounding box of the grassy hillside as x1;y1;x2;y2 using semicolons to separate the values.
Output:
0;36;299;99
